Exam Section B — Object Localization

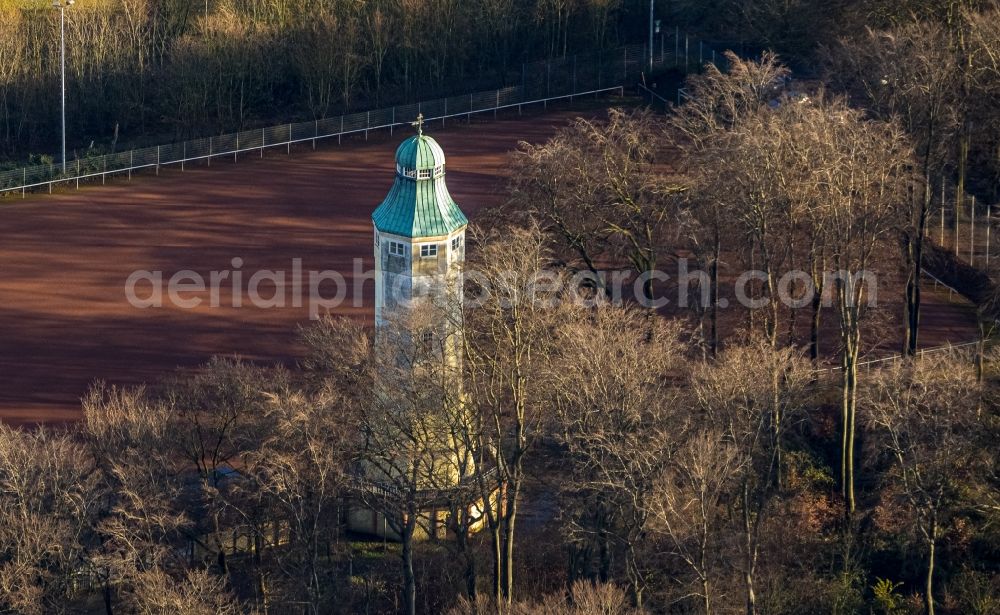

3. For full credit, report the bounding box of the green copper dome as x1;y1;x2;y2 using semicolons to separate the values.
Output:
372;134;468;239
394;134;446;170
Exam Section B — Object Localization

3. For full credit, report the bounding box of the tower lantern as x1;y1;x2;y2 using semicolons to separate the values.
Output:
372;123;468;328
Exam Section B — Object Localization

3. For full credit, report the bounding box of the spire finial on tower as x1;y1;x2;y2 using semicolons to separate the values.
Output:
412;113;424;137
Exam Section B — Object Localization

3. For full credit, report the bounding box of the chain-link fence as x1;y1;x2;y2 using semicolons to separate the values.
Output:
0;32;728;198
926;177;998;274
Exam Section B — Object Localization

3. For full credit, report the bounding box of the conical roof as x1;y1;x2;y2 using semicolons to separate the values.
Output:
372;134;468;239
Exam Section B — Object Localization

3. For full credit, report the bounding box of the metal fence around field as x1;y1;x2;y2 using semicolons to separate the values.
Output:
0;83;624;196
811;268;984;376
813;340;981;377
0;32;725;198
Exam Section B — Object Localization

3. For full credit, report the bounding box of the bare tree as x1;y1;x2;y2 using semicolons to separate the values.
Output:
649;429;739;615
507;109;684;303
0;425;100;615
234;385;356;614
362;0;399;104
447;579;640;615
583;0;621;50
0;0;643;157
670;50;791;159
550;303;687;608
0;7;25;150
710;104;810;346
670;52;791;354
826;21;959;356
161;357;287;576
966;7;1000;199
863;352;985;615
775;100;837;362
535;0;577;58
477;0;519;77
301;306;485;613
292;9;342;119
806;100;912;517
689;336;812;615
298;313;371;401
82;382;189;615
463;222;562;603
129;568;245;615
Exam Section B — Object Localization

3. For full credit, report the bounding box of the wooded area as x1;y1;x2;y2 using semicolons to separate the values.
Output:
0;0;655;162
3;0;995;165
2;261;998;614
3;0;1000;614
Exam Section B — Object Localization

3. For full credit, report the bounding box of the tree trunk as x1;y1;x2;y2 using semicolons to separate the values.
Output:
641;256;657;304
957;129;968;243
710;228;720;357
254;532;269;614
464;550;477;603
598;521;611;583
977;334;985;384
700;507;712;615
501;483;519;602
809;252;825;365
402;529;416;615
906;177;931;355
743;484;757;615
491;523;502;603
625;544;644;610
841;337;858;518
500;400;525;604
847;351;858;516
456;519;477;602
102;580;113;615
926;520;937;615
810;287;822;364
627;547;643;612
903;256;915;356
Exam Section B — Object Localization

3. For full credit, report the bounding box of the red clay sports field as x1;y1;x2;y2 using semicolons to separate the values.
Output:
0;106;979;423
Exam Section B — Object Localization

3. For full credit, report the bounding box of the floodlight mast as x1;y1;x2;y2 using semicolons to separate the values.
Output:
649;0;654;73
53;0;74;174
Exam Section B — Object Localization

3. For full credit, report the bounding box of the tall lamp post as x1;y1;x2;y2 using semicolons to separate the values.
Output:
53;0;74;174
648;0;654;73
